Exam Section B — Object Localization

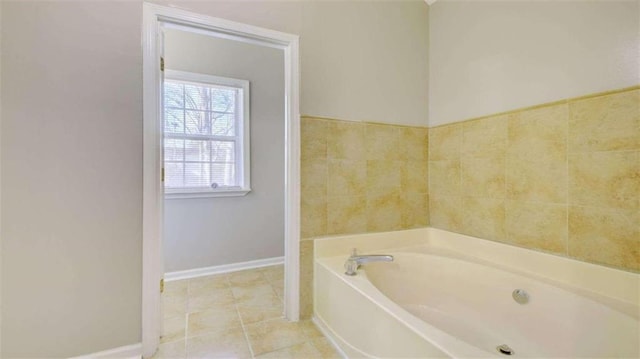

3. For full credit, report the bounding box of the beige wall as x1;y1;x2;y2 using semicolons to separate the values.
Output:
153;0;430;126
163;29;285;272
300;1;429;126
0;0;3;354
0;0;430;356
1;1;142;357
428;87;639;272
299;116;429;317
429;0;640;126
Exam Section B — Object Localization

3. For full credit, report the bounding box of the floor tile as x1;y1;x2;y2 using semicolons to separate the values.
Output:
186;328;252;359
187;304;242;337
254;342;321;359
161;315;186;344
260;265;284;282
270;278;285;300
311;338;342;359
164;294;187;319
188;274;229;297
228;269;269;287
231;283;279;304
188;288;235;313
236;295;283;325
162;271;338;359
299;320;324;340
165;280;188;297
245;318;308;356
152;339;186;359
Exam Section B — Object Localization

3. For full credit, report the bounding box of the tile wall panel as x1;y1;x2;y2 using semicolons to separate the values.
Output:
429;87;639;272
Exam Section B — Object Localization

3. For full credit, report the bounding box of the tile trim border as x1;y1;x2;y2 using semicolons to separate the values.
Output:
69;343;142;359
300;115;429;129
164;256;285;282
429;85;640;130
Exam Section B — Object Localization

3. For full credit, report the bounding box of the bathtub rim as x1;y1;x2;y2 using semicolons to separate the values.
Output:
314;227;640;307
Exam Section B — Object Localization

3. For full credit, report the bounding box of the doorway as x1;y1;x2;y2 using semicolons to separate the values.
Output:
142;4;300;358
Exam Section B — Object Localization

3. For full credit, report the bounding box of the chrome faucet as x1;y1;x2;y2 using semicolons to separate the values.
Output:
344;248;394;276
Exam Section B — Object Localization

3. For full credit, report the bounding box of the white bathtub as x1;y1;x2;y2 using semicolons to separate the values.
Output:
313;228;640;358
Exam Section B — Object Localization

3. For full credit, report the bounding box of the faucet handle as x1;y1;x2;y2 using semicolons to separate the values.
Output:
344;259;358;276
350;248;357;257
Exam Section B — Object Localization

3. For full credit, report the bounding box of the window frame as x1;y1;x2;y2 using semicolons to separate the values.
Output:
163;70;251;199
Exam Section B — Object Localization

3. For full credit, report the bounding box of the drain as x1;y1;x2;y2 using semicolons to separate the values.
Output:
497;344;514;356
512;289;529;304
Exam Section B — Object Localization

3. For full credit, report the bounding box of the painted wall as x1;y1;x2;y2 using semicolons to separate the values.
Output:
429;0;640;126
0;0;430;356
163;29;285;272
0;1;3;354
153;0;430;127
1;1;142;357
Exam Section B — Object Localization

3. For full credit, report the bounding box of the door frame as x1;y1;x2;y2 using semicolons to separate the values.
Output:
142;3;300;357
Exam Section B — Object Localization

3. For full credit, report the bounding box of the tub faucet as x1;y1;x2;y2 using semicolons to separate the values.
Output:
344;248;394;276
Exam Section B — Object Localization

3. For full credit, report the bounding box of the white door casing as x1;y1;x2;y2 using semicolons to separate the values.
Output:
142;4;300;357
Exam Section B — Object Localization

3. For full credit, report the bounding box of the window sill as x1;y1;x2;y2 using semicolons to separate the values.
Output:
165;188;251;199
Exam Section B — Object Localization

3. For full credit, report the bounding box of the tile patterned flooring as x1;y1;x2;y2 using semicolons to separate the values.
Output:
153;265;340;359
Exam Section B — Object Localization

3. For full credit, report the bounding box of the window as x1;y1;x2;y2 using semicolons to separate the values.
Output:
163;70;250;198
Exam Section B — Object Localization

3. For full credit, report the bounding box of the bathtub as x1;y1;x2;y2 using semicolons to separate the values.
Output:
313;228;639;358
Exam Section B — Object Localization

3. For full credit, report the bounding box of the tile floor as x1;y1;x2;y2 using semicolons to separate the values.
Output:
153;265;340;359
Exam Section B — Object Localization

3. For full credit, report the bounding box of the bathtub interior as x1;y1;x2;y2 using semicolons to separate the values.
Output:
364;251;639;358
314;228;640;359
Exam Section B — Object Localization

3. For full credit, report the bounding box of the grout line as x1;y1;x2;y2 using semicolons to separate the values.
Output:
236;301;255;359
182;278;189;357
171;270;338;358
504;118;509;242
458;125;463;232
323;121;329;237
183;311;189;356
565;102;570;257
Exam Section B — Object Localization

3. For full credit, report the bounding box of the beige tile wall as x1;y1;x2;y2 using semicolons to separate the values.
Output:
301;117;429;237
299;116;429;317
428;87;639;272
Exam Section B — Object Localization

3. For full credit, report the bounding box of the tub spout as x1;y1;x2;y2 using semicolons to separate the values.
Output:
344;249;394;276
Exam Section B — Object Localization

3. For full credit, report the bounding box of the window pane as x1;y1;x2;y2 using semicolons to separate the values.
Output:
165;108;184;134
211;163;236;187
212;113;236;136
164;139;184;161
212;141;235;162
185;140;211;162
164;82;183;108
163;77;246;192
211;88;236;112
184;84;208;110
185;110;209;135
185;163;211;187
165;162;184;188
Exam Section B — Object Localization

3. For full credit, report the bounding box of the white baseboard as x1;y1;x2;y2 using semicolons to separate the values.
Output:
165;256;284;282
70;343;141;359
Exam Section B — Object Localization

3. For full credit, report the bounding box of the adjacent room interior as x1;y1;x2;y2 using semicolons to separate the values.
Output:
159;23;309;357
